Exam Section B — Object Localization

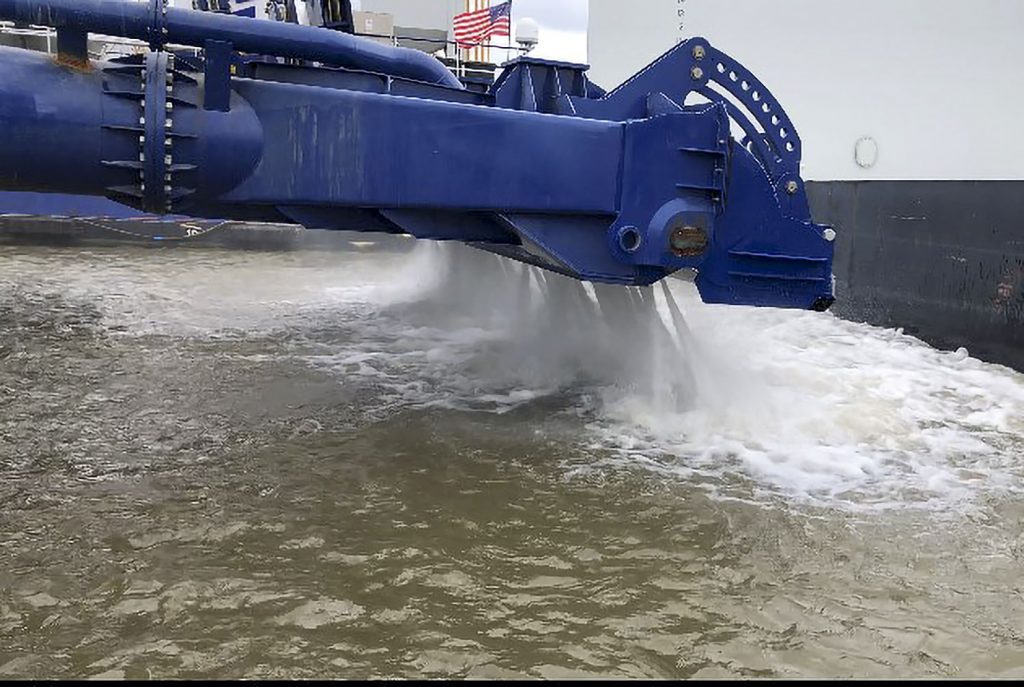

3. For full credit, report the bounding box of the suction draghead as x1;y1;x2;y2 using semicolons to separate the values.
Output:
0;0;835;310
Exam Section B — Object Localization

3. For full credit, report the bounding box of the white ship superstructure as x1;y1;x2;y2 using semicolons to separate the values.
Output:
588;0;1024;183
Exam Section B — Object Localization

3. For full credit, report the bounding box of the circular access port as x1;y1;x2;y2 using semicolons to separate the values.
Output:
855;136;879;168
670;225;709;257
618;226;642;253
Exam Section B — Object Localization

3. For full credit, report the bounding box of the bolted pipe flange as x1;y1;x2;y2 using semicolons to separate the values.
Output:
139;50;171;213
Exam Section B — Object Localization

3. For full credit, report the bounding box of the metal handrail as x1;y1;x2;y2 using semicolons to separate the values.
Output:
353;30;529;54
0;21;530;53
0;21;530;78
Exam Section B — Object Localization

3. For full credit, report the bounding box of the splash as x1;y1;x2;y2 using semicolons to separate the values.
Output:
314;241;1024;512
6;241;1020;512
360;242;699;413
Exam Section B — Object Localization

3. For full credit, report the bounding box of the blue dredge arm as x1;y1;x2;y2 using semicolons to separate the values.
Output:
0;0;835;309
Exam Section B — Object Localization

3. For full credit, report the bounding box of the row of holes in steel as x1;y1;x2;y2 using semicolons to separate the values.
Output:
715;61;795;154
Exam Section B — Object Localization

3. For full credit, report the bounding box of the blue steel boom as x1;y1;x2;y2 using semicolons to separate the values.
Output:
0;0;835;309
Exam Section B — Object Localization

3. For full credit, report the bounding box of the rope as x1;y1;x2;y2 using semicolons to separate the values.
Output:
75;217;231;243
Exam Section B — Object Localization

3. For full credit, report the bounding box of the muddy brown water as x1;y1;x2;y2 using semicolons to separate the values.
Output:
1;242;1023;679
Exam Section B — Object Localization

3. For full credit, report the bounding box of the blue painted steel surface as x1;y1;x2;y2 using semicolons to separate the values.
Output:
0;0;835;310
0;192;147;219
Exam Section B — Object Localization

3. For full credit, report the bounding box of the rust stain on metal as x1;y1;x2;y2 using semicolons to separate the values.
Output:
53;54;92;72
670;225;709;258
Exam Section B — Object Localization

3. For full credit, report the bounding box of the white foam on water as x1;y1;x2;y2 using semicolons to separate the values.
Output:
307;243;628;413
309;242;1024;513
591;282;1024;511
10;244;1020;512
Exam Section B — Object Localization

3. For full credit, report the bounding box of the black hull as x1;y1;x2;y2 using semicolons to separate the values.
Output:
808;181;1024;371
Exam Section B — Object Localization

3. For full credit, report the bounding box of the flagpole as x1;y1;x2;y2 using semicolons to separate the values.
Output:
475;0;482;64
473;0;479;65
504;0;512;66
470;0;477;65
483;0;492;66
461;0;469;69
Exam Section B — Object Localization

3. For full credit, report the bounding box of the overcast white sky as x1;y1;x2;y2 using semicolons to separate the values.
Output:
508;0;588;63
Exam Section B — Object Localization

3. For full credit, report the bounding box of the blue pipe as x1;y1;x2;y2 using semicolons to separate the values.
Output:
0;20;836;304
0;0;463;88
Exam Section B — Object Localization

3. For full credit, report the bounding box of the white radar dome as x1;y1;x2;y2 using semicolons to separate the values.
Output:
516;18;540;50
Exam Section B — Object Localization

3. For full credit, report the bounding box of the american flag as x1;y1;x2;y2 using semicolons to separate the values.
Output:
453;1;512;48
